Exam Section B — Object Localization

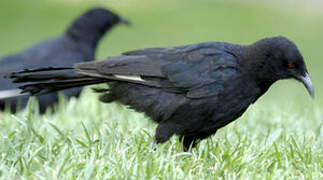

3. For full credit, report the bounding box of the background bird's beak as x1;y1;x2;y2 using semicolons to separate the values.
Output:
297;72;315;99
119;17;132;27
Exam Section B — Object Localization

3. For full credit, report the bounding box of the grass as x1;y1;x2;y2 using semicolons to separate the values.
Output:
0;0;322;179
0;95;322;179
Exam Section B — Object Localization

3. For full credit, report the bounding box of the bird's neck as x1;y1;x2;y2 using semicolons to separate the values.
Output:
240;44;278;90
66;27;108;48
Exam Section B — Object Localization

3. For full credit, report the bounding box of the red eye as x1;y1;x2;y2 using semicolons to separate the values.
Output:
288;62;295;68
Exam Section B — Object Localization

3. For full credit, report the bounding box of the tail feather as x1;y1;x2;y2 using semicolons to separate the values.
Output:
7;67;81;83
5;67;108;95
20;78;107;95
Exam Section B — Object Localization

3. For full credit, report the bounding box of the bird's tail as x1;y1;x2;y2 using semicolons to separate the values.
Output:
5;67;108;95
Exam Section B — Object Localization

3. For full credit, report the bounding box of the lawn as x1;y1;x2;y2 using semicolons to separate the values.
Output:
0;0;322;179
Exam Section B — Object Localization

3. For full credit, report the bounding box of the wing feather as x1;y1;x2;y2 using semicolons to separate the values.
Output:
74;43;240;99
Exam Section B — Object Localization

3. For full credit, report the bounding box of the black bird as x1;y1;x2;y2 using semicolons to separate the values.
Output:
0;7;130;112
7;36;314;151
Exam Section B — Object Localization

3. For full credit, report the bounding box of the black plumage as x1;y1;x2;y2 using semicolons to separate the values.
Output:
0;7;129;112
7;36;314;151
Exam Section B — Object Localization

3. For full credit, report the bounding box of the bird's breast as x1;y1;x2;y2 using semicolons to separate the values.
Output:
206;80;262;129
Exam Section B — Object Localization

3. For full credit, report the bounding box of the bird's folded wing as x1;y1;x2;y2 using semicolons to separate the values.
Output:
74;55;169;87
122;47;172;56
75;48;239;99
160;55;239;98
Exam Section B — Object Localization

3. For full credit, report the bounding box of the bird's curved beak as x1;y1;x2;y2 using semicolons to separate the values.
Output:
297;72;315;99
119;17;132;27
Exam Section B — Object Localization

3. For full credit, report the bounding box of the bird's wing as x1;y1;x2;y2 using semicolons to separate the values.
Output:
75;43;240;99
75;55;168;87
159;52;239;98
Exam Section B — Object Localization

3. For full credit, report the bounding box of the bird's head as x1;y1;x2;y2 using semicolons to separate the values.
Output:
67;7;130;44
251;36;314;98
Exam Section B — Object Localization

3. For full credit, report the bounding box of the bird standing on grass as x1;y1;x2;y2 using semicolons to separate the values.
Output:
0;7;130;112
7;36;314;151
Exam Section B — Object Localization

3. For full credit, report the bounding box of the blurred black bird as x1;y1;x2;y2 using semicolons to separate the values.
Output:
7;36;314;151
0;7;130;112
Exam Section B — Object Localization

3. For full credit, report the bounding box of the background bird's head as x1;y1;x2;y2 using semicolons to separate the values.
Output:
251;36;314;98
67;7;130;45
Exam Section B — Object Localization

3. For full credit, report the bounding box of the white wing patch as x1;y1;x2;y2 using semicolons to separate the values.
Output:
0;89;28;100
113;74;146;82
